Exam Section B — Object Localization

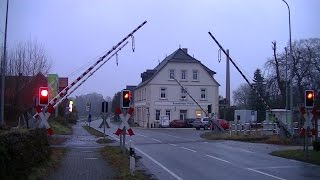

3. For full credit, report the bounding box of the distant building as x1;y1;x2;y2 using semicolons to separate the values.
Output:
134;48;220;127
4;72;68;121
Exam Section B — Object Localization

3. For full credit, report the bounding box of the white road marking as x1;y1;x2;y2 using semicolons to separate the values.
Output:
253;165;316;170
240;149;255;153
180;147;197;153
206;155;231;164
169;143;178;146
220;144;254;153
135;133;148;138
247;168;287;180
84;158;98;160
81;151;93;153
135;147;183;180
203;142;208;144
152;138;163;143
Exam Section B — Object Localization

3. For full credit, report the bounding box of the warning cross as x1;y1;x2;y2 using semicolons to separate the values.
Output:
35;104;54;135
114;107;135;136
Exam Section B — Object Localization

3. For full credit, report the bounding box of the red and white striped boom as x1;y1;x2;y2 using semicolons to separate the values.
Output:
54;41;129;107
34;21;147;117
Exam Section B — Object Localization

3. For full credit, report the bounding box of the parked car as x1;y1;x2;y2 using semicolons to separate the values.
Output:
190;118;202;129
195;118;229;130
194;117;211;130
184;118;196;128
213;119;229;130
169;119;186;128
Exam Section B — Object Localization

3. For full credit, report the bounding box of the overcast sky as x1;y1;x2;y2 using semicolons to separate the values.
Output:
1;0;320;101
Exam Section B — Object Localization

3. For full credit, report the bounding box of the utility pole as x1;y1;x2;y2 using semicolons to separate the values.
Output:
226;49;230;108
0;0;9;127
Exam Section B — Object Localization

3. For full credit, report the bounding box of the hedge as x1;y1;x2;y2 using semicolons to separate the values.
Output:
0;128;50;179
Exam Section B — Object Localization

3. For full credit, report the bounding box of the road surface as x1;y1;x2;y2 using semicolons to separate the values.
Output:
90;119;320;180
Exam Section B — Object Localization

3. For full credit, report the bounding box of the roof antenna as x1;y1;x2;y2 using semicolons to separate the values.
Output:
179;44;181;48
158;59;160;64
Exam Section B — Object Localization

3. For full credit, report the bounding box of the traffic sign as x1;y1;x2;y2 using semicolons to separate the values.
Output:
114;107;135;136
86;102;91;112
102;101;108;113
35;104;54;135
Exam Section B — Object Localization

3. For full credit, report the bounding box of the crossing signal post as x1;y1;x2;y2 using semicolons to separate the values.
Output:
305;90;314;109
121;90;131;108
39;87;49;106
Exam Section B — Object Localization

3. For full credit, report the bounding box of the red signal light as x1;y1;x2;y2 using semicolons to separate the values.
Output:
41;89;48;97
39;87;49;106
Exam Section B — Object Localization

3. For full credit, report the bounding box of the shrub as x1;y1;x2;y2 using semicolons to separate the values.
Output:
66;113;77;124
50;116;68;126
0;128;50;179
313;140;320;151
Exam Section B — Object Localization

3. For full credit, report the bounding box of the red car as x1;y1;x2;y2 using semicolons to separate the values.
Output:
195;118;229;130
169;120;186;128
213;119;230;130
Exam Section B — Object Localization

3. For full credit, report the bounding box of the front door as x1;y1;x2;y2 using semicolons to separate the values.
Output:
179;110;187;120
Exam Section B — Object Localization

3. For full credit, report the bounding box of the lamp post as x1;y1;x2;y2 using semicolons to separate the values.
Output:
281;0;293;132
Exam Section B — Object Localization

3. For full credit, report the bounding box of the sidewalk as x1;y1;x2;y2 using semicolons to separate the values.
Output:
47;122;115;180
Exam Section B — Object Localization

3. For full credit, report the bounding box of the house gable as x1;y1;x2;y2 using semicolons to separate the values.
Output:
136;48;218;89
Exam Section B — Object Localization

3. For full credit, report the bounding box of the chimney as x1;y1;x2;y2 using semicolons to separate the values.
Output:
182;48;188;53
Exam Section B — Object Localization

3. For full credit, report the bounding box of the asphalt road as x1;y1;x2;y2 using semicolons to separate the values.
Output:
90;119;320;180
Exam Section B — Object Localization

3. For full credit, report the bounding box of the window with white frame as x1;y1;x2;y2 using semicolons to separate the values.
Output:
201;89;206;99
181;87;187;99
169;69;175;80
160;88;166;99
193;70;198;80
156;110;160;120
181;70;186;80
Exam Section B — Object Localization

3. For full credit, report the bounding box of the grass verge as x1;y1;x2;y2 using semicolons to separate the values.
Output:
96;138;114;144
82;125;105;137
201;131;300;145
82;125;115;144
271;149;320;165
28;147;66;179
49;121;72;135
101;146;154;180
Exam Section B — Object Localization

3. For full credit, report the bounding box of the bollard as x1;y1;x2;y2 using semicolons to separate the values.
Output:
129;140;135;176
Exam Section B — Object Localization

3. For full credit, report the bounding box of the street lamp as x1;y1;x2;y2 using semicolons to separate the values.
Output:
281;0;293;132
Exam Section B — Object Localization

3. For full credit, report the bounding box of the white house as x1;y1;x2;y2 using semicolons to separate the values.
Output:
134;48;220;127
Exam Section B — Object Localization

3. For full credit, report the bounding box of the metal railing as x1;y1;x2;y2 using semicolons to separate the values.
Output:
228;122;299;136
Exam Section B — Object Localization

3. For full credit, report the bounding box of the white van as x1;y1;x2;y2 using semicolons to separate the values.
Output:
160;115;170;128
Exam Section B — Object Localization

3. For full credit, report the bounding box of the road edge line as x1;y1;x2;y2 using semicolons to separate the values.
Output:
246;168;287;180
135;147;183;180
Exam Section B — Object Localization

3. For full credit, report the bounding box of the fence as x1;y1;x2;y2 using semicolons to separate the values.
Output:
229;122;299;136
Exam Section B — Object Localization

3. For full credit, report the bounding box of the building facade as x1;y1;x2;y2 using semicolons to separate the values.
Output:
134;48;220;127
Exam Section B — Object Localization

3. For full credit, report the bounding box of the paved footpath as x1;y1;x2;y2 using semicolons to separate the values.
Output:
47;122;115;180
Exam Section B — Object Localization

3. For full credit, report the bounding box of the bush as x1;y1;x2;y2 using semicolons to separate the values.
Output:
66;113;77;124
313;140;320;151
0;128;50;179
50;116;68;126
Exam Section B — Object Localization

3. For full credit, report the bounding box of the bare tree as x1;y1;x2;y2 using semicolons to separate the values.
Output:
6;38;52;76
265;38;320;107
232;83;251;108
